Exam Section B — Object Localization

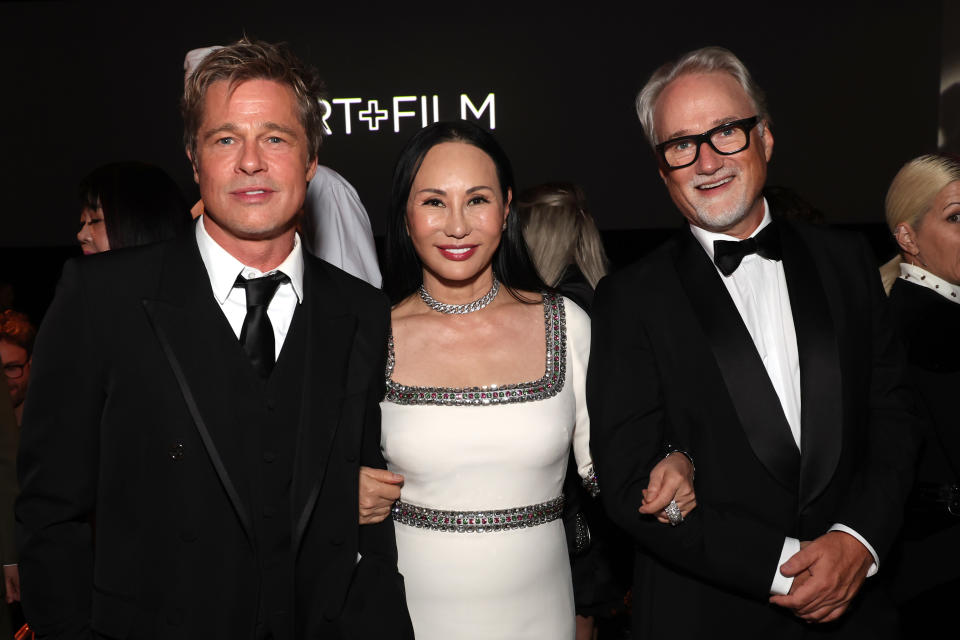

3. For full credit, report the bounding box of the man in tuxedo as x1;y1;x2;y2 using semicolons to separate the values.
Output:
17;39;411;639
588;46;921;638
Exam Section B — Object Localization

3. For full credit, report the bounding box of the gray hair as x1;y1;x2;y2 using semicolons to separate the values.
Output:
635;46;770;146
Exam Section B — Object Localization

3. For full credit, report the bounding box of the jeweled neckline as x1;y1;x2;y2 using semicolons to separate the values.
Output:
384;292;566;406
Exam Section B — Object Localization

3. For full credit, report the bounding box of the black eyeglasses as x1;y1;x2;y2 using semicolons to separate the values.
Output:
2;363;25;379
656;116;761;169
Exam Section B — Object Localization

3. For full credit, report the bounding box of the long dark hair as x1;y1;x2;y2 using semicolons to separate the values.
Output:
383;120;546;304
79;162;192;250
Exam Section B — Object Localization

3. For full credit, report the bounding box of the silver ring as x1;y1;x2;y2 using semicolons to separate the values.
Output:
664;499;683;526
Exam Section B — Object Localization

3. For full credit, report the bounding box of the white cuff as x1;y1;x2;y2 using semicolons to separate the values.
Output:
829;523;879;577
770;536;801;595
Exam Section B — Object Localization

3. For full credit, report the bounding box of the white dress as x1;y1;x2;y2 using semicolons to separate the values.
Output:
381;294;593;640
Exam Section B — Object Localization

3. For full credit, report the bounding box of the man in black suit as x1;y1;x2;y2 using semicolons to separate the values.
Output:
588;46;921;638
17;39;411;639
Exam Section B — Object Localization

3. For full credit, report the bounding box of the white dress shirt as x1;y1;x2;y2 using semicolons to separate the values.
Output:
195;216;303;360
690;201;878;595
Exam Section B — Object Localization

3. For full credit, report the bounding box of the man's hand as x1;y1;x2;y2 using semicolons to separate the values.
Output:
770;531;873;623
638;453;696;523
3;564;19;603
359;466;404;525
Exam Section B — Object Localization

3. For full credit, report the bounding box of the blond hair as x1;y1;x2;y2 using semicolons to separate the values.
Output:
517;183;609;288
880;154;960;292
181;37;325;162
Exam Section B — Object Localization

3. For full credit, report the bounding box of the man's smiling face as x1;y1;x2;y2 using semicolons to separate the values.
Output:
654;71;773;238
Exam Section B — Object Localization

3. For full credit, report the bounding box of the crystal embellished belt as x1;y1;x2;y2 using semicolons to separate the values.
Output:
392;495;564;533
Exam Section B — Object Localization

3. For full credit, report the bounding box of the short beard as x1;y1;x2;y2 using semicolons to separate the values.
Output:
690;198;752;234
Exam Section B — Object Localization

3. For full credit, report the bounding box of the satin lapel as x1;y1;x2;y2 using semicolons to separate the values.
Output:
778;222;843;511
291;261;357;553
675;231;800;493
140;234;257;550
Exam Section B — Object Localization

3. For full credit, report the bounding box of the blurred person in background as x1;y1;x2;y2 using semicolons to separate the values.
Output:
77;161;192;254
0;310;34;632
0;311;35;427
518;183;629;640
517;182;609;310
881;153;960;636
0;363;18;635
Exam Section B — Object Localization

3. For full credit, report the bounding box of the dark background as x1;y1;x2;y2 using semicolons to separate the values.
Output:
0;0;946;320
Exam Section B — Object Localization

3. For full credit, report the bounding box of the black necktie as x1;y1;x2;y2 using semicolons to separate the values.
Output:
235;272;288;378
712;223;782;276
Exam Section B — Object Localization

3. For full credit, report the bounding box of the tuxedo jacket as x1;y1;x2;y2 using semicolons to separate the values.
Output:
587;219;922;638
16;232;411;639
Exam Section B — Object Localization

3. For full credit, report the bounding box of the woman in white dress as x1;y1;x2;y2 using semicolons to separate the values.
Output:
360;121;696;639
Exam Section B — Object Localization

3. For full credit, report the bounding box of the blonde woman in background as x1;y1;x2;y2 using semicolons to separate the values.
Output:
880;154;960;293
517;183;610;311
881;154;960;637
518;183;627;640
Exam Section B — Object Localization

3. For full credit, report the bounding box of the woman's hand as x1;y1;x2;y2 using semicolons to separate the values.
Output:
638;453;696;524
359;466;404;525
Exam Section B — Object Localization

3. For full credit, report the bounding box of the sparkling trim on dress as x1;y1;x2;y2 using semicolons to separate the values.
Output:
581;464;600;498
384;292;567;406
392;496;564;533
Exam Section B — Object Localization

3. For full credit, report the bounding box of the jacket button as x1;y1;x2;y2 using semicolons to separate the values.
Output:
330;534;344;546
263;451;276;463
169;442;184;460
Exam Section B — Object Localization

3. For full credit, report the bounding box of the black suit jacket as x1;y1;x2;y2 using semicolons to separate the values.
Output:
886;278;960;602
16;232;411;639
588;219;921;638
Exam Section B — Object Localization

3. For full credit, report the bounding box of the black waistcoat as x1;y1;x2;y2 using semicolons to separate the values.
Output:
234;305;308;640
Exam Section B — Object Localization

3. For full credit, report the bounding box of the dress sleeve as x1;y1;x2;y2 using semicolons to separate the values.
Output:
564;297;596;495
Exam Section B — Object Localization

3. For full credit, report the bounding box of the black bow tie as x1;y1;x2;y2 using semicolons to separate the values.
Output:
712;223;782;276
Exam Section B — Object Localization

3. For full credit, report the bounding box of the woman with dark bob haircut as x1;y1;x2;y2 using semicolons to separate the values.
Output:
359;121;695;639
77;161;192;253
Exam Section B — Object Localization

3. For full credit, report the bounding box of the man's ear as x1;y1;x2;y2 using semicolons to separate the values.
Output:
894;223;920;257
186;148;200;184
306;155;318;183
760;122;774;162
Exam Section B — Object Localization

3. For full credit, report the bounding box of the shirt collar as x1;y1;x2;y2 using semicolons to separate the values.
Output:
689;198;772;262
899;262;960;305
195;216;304;305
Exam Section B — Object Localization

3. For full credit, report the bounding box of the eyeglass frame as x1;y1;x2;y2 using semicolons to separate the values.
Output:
655;116;761;170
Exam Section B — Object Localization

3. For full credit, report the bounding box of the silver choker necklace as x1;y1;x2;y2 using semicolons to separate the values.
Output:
419;278;500;314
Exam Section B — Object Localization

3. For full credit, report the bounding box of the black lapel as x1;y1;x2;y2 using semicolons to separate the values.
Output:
140;233;258;550
675;230;800;493
778;222;843;511
290;258;358;553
